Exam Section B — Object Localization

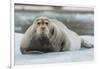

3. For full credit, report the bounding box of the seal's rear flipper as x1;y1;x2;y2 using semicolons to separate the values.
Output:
81;39;93;48
80;36;94;48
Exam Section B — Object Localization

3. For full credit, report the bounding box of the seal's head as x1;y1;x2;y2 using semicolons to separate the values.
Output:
33;16;52;38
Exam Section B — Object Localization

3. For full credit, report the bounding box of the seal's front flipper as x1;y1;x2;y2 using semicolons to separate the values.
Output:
20;47;44;54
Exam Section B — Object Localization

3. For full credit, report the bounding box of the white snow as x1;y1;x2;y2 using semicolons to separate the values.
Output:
14;33;94;65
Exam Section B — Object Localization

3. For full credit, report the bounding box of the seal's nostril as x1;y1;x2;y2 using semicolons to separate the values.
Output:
41;27;45;30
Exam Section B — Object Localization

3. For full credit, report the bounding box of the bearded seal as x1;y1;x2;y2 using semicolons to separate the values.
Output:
20;16;93;54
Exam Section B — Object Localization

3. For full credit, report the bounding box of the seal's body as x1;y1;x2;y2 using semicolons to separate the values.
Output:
20;16;92;54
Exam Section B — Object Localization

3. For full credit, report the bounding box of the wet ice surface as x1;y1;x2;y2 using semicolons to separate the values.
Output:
15;33;94;65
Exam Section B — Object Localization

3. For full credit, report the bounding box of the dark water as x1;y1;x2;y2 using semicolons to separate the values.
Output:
14;11;94;35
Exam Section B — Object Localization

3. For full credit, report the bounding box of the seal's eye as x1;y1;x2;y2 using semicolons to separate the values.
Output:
37;22;40;25
45;22;48;25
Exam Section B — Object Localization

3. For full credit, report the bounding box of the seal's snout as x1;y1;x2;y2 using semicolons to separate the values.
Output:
41;26;45;30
